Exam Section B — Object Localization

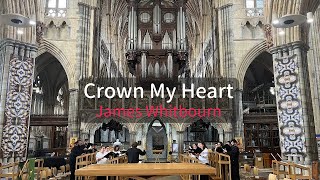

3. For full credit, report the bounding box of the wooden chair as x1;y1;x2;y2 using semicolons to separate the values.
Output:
0;162;20;180
46;168;53;178
52;167;58;176
21;173;28;180
272;160;290;179
108;157;120;164
217;153;231;180
59;165;66;173
65;164;70;172
253;167;259;176
268;173;277;180
288;163;312;180
244;164;251;172
89;153;96;164
76;154;90;169
40;170;47;180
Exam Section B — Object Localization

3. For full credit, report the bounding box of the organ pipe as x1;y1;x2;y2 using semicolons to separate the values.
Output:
141;52;147;78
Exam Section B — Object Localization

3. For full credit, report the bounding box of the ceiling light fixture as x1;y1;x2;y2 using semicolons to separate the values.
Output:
272;19;279;25
272;14;279;25
29;14;36;26
272;12;314;28
0;13;33;27
29;20;36;25
307;12;314;23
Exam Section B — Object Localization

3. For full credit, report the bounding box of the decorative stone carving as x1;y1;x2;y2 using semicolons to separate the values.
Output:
125;50;138;75
273;53;307;157
100;40;109;60
264;24;273;48
36;21;45;44
1;54;35;159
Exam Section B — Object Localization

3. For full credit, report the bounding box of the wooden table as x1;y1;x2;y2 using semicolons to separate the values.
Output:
75;163;216;180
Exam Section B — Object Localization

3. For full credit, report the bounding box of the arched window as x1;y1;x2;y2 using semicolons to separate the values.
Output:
245;0;264;17
46;0;67;17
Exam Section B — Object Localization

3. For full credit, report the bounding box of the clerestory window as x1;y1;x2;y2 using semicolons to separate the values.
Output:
46;0;67;17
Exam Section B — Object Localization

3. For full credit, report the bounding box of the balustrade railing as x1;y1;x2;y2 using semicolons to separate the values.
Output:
246;8;264;17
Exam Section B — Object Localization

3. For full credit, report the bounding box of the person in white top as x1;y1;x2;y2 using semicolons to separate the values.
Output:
96;146;108;164
197;142;209;180
197;142;209;164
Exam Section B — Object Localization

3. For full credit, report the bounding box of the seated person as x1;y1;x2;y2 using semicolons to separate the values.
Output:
113;145;122;157
189;143;201;156
96;146;108;164
214;142;224;153
105;146;111;154
197;142;209;164
126;142;146;163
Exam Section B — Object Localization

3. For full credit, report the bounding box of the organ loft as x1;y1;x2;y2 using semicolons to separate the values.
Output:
126;0;188;86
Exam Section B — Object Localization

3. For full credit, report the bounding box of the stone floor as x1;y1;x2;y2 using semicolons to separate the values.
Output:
240;168;272;180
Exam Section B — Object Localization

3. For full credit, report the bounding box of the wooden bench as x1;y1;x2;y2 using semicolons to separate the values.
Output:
179;152;229;180
288;163;312;180
0;162;20;180
272;160;290;179
272;160;312;180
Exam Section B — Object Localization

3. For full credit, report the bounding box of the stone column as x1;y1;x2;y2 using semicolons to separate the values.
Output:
81;130;89;141
68;89;80;139
234;89;244;139
218;128;224;143
89;131;95;144
224;130;232;142
129;131;137;145
0;39;37;163
176;131;184;154
270;41;318;165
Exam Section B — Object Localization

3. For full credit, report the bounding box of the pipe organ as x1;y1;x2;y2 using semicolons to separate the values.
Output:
126;0;188;87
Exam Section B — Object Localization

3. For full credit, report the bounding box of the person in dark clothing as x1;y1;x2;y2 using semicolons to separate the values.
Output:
69;140;85;180
215;142;224;153
126;142;146;163
223;141;232;153
228;139;240;180
84;139;93;149
189;143;202;155
86;144;98;153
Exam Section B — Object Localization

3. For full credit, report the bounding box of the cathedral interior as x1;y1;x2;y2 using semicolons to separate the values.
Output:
0;0;320;177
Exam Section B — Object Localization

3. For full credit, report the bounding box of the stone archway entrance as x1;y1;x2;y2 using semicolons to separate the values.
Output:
146;120;168;162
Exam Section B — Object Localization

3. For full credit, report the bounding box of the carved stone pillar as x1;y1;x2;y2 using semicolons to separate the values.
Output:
68;89;80;139
270;41;318;165
89;131;95;144
81;131;89;141
224;130;232;142
176;131;184;154
130;131;137;145
234;89;244;139
0;39;37;163
218;128;224;143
